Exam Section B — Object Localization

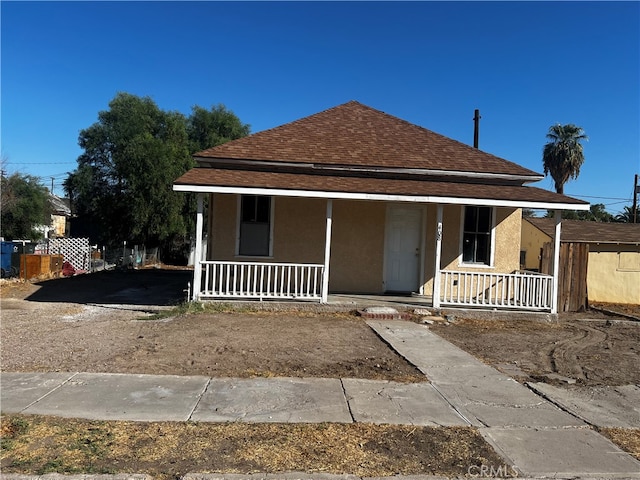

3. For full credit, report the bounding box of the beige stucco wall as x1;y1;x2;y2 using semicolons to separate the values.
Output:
208;195;522;296
520;219;640;304
587;245;640;304
330;200;386;293
208;194;386;293
520;219;551;270
421;206;522;295
208;194;326;263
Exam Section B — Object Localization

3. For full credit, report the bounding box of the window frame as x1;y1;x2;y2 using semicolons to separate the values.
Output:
458;205;496;268
235;195;275;258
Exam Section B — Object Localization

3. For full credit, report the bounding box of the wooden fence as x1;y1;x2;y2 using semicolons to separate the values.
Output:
541;242;589;312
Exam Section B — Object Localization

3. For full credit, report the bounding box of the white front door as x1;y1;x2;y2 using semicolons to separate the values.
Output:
384;205;423;292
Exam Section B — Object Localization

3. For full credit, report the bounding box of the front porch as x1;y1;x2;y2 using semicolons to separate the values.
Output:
193;259;555;312
185;192;567;313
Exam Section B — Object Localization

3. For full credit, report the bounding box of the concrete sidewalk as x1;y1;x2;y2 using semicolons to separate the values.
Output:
1;372;465;426
366;320;640;479
2;319;639;479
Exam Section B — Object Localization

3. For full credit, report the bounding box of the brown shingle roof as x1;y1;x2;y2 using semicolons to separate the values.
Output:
194;101;542;178
175;167;588;208
526;218;640;244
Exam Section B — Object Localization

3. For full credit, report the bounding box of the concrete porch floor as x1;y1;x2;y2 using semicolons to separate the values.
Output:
206;294;555;320
327;293;434;309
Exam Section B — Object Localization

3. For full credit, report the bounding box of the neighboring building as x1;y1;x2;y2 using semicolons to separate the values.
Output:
49;194;71;238
35;193;71;239
174;101;589;312
522;218;640;305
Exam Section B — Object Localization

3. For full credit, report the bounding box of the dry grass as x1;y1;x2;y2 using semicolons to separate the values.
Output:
1;415;507;479
599;428;640;460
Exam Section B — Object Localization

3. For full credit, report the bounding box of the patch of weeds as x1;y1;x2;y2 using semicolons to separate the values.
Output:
36;458;112;475
37;458;69;474
3;457;35;469
0;416;30;451
140;301;258;320
68;426;114;457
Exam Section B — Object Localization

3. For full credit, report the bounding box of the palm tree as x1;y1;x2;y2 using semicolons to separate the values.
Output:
615;205;639;223
542;124;588;194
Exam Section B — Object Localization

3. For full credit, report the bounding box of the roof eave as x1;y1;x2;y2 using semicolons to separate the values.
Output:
192;156;545;184
173;183;590;211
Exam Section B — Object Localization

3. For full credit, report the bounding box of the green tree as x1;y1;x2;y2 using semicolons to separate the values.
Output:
64;93;249;250
582;203;615;222
545;203;615;222
65;93;194;247
542;124;588;194
187;104;250;153
615;205;639;223
1;173;51;240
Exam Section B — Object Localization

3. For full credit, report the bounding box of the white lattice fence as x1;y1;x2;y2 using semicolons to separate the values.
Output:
48;238;91;271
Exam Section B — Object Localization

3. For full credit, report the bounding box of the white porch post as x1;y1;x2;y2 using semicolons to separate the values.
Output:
551;209;562;314
321;199;333;303
432;204;443;308
192;193;205;301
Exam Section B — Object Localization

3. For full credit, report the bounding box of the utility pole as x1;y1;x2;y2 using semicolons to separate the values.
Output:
633;174;638;224
50;177;55;196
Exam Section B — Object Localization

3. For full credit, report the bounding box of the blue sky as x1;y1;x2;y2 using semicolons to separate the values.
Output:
2;1;639;215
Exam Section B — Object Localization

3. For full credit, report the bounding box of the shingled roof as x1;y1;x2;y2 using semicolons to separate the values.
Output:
176;101;590;209
175;167;589;209
525;218;640;244
194;101;542;179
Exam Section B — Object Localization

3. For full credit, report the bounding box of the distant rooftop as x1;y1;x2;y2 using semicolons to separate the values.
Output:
525;217;640;244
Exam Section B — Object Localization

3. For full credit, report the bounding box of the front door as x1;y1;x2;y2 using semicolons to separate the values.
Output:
384;205;422;293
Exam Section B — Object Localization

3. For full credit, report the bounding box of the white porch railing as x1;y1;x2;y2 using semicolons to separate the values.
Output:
441;270;553;311
198;261;325;301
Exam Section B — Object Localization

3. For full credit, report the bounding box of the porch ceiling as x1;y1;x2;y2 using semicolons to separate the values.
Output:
174;167;590;211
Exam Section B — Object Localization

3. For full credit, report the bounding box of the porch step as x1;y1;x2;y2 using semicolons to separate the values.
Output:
357;306;414;321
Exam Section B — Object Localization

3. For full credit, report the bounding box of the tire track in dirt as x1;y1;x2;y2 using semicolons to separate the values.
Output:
539;323;608;381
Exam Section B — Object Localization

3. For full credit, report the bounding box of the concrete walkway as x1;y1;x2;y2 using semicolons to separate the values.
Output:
2;372;465;426
2;319;639;479
366;320;640;479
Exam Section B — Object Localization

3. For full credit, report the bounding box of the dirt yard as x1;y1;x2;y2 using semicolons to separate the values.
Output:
0;272;423;382
2;269;639;477
431;312;640;386
2;270;637;386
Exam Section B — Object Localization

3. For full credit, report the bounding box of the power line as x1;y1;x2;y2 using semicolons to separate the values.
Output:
570;194;632;201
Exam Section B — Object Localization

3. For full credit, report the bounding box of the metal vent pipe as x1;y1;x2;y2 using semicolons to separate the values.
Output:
473;109;481;149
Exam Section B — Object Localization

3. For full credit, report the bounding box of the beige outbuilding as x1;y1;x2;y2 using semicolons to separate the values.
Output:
522;218;640;305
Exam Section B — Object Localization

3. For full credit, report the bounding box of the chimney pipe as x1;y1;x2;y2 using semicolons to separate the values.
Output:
473;109;481;149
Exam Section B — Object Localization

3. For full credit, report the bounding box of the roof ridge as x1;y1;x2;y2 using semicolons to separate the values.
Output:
193;101;544;178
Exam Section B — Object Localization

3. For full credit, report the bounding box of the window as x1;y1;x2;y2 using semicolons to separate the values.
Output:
462;206;493;265
238;195;272;256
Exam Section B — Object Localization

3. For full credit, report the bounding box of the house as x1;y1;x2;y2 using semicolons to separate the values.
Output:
173;101;589;313
48;194;71;238
35;193;71;239
522;218;640;305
